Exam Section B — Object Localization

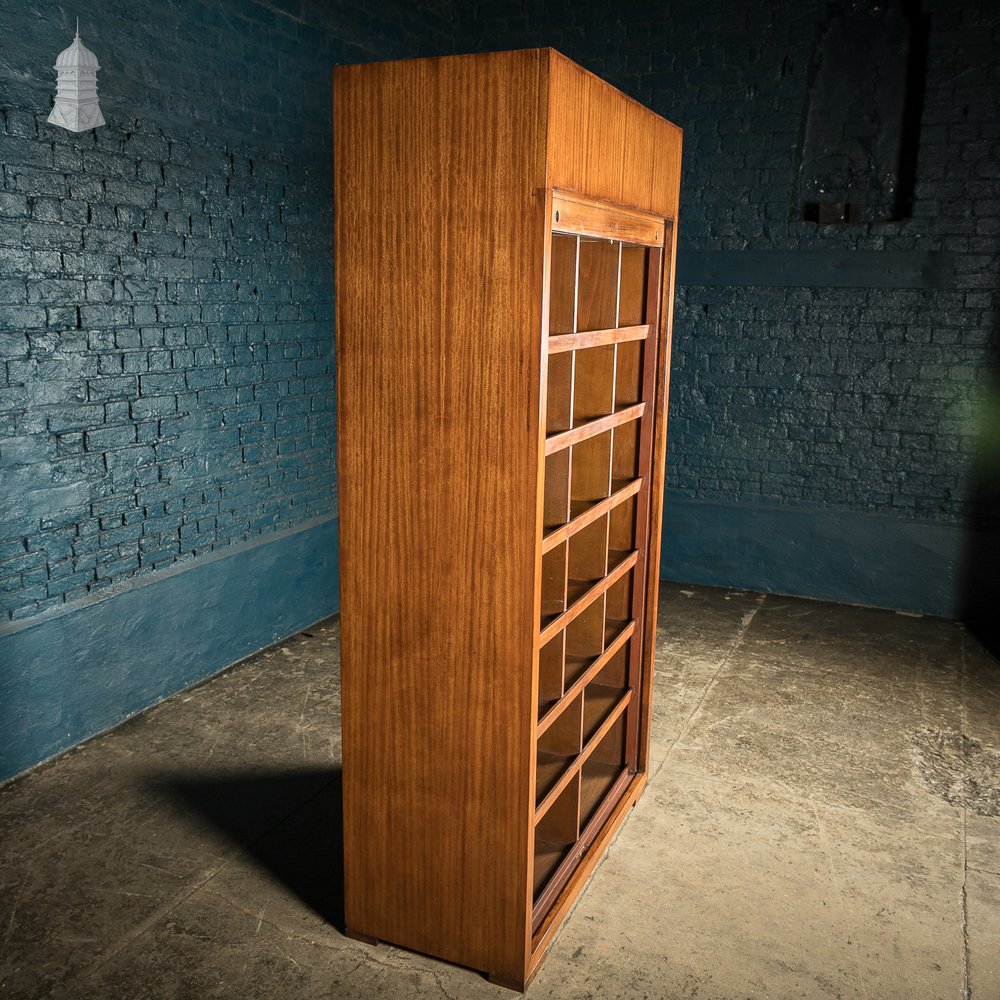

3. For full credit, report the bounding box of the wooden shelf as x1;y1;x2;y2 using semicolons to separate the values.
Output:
548;324;649;354
606;549;632;571
539;549;637;647
543;451;571;531
569;478;638;520
538;620;634;736
562;653;591;691
535;688;630;819
531;689;632;914
531;183;667;955
604;617;630;646
580;761;627;831
543;478;641;553
545;403;645;456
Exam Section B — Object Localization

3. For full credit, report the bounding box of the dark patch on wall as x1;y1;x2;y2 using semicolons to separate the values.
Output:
795;0;929;224
679;249;954;288
959;305;1000;656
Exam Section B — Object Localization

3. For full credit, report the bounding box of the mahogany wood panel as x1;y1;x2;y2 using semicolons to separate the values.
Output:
548;233;577;334
547;51;683;221
334;49;548;982
576;239;619;332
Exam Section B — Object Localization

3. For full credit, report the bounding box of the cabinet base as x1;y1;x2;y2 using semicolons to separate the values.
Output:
344;926;380;947
488;971;529;993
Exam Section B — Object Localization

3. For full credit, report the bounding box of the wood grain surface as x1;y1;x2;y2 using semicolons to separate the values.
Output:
547;51;682;221
335;49;547;982
334;47;681;990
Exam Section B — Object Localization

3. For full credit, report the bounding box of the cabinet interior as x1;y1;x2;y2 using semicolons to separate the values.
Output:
533;215;663;930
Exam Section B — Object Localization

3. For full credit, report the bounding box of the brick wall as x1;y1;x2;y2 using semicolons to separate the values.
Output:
0;0;450;624
452;0;1000;536
3;0;998;631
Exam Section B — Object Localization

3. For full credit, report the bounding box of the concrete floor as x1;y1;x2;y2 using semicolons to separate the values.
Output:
1;583;999;1000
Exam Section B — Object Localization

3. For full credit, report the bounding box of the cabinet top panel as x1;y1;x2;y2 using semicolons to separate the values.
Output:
334;48;682;221
545;50;681;221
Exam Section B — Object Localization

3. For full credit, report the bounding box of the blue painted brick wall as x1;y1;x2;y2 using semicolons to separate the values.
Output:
0;0;451;624
3;0;999;631
452;0;1000;539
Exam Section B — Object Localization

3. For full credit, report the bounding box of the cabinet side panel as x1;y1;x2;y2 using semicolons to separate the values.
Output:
334;51;546;980
547;50;683;220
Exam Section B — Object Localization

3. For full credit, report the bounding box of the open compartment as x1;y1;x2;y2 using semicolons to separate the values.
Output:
536;691;582;806
572;345;615;424
549;233;578;335
583;655;629;746
537;631;565;720
618;243;649;327
567;515;609;590
593;636;629;692
565;594;605;687
614;340;644;410
608;493;637;553
604;569;633;640
570;431;612;513
577;239;619;332
533;771;581;901
580;714;627;831
537;690;583;759
546;352;574;434
611;420;640;483
543;450;570;531
540;542;567;630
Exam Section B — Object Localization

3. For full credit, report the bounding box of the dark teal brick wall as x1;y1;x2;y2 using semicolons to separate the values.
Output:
0;0;450;623
452;0;1000;620
0;0;451;780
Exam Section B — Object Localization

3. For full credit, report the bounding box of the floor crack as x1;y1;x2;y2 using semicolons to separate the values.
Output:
962;808;971;1000
961;636;971;1000
651;591;766;784
78;866;224;982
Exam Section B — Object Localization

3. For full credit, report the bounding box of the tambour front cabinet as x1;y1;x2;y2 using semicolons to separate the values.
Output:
334;49;682;991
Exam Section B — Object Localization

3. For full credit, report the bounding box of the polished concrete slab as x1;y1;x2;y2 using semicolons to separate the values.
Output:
1;584;998;999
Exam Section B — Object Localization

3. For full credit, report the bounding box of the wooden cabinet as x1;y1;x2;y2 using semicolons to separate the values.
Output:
333;48;681;991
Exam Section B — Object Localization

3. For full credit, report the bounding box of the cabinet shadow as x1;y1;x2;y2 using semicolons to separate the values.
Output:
153;766;345;930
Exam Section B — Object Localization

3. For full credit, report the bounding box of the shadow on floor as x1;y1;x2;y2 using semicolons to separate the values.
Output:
153;766;345;929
